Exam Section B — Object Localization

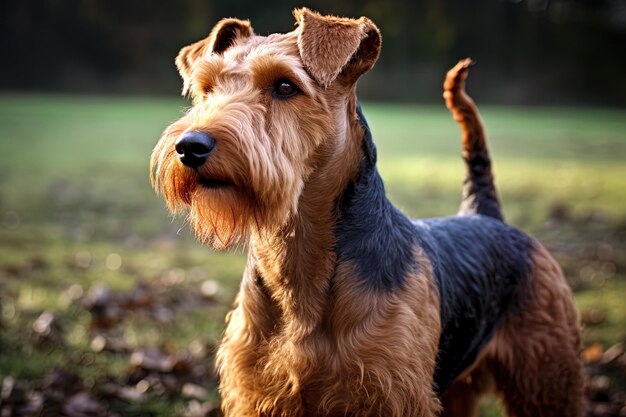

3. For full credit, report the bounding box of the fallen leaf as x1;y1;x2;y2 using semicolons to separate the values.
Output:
583;343;604;364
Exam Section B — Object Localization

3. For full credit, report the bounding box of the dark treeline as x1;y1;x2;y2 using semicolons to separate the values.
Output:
1;0;625;106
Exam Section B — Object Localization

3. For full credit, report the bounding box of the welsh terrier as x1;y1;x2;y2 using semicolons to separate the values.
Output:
151;8;584;417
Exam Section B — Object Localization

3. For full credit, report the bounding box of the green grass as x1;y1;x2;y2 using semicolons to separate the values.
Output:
1;94;625;416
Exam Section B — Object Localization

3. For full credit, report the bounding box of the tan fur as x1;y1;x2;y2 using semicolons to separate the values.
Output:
151;8;584;417
440;361;495;417
217;250;442;417
152;30;336;249
175;18;254;96
295;8;381;88
485;243;585;416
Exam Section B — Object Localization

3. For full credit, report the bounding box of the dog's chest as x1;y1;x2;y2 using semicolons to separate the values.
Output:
263;273;440;415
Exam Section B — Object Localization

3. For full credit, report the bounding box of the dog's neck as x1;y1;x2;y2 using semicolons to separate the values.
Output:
249;101;411;336
334;106;419;291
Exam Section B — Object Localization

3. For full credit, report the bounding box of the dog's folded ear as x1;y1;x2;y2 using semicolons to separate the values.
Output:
175;18;254;95
294;8;381;88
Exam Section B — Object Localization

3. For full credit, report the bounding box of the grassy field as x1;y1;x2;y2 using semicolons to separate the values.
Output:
0;94;625;416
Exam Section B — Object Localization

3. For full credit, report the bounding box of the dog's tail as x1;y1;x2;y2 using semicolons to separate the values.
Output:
443;58;504;221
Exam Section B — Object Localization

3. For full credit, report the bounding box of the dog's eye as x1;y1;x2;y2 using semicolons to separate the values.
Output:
273;81;299;98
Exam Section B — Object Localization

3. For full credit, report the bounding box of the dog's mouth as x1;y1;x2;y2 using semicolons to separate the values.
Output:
198;177;234;189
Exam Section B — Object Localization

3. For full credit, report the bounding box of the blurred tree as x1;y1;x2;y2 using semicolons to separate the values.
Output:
1;0;624;105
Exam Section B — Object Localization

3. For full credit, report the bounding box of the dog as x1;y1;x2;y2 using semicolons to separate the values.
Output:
150;8;585;417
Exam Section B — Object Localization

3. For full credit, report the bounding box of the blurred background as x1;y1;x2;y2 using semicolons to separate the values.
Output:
1;1;625;416
3;0;626;105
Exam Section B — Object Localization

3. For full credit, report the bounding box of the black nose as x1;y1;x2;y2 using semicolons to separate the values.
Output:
175;131;216;168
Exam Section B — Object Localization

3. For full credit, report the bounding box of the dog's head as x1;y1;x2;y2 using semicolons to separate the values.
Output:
150;8;381;249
